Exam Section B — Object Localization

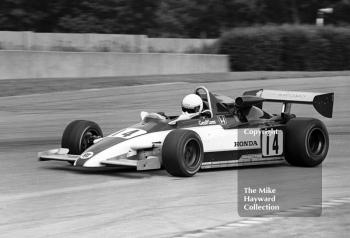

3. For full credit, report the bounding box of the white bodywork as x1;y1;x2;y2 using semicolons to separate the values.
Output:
84;126;263;167
38;124;285;169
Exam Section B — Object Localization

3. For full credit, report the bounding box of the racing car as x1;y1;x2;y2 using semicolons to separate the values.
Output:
38;86;334;177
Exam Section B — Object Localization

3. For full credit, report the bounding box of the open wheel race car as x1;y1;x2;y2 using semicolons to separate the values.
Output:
39;86;334;177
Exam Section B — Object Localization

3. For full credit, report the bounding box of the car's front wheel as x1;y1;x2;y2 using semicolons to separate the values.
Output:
61;120;103;155
162;130;203;177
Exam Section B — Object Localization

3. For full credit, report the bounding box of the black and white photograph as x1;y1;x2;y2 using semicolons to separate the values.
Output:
0;0;349;237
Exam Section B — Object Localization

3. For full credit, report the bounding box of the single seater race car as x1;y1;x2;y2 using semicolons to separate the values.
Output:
39;86;334;177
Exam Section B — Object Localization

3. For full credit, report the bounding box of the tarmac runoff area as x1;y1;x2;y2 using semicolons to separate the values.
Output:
0;74;349;238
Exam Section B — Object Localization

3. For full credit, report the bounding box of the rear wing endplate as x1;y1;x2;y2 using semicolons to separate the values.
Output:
243;89;334;118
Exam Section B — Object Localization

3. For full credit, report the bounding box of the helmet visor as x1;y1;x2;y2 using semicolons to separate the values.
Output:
182;106;200;114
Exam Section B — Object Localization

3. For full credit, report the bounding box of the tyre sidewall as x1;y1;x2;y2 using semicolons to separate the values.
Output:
162;130;204;177
177;134;203;175
285;118;329;167
304;124;329;164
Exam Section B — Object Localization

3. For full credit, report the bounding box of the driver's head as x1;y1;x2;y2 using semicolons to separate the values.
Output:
182;94;203;115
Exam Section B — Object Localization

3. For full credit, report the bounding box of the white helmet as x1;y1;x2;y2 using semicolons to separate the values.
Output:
182;94;203;115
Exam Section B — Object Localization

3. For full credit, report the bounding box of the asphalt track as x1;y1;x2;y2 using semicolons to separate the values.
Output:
0;75;349;237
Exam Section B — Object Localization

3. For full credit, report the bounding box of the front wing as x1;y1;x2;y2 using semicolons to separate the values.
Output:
38;148;79;163
38;148;162;170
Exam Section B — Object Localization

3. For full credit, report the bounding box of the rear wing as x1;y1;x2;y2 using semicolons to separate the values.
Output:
243;89;334;118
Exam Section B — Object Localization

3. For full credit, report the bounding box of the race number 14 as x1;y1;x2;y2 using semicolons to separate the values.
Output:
110;128;147;139
262;130;283;157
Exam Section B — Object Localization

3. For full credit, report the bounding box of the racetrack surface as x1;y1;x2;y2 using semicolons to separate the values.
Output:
0;75;349;237
1;71;350;97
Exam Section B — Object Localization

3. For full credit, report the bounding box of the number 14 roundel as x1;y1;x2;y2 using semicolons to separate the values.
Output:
262;130;283;157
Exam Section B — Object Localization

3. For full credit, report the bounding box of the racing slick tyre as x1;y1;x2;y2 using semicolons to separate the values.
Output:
285;118;329;167
61;120;103;155
162;130;204;177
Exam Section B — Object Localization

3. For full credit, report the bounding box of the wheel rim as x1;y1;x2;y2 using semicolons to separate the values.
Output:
307;128;326;156
80;129;100;152
183;139;201;170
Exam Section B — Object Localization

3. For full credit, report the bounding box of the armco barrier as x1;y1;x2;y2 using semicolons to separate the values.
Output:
0;51;229;79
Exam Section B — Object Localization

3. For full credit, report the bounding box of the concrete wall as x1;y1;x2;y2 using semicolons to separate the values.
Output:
0;31;32;50
147;38;216;53
0;31;216;53
30;33;148;52
0;51;229;79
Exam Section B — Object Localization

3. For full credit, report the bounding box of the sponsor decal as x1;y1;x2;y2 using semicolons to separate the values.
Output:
217;115;227;125
80;151;94;159
209;120;217;125
198;119;217;126
234;141;259;147
199;119;209;126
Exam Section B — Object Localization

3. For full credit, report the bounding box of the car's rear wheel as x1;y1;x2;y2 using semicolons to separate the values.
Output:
61;120;103;155
285;118;329;167
162;130;203;177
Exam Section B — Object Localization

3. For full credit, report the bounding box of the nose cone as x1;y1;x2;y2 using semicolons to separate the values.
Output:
74;137;127;167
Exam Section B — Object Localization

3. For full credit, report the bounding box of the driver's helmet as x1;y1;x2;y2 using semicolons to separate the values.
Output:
181;94;203;115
